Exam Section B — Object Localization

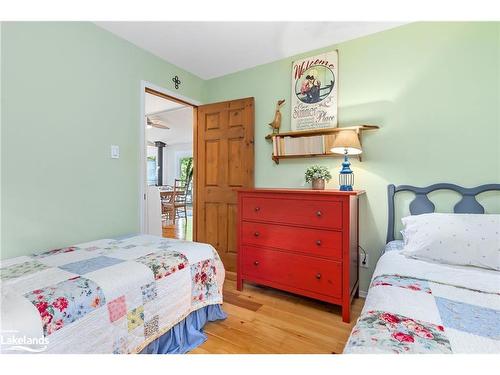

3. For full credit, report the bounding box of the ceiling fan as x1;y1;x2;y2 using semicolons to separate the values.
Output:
146;116;170;129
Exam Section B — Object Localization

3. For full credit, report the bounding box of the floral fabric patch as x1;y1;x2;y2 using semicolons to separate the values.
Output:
59;255;125;275
381;240;405;254
127;306;144;331
141;282;158;304
371;274;432;294
113;336;128;354
347;310;451;354
135;250;188;280
0;260;49;281
31;246;78;259
144;315;159;338
107;295;127;323
24;276;106;336
191;259;219;303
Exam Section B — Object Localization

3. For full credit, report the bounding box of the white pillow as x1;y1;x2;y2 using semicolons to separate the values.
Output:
400;213;500;271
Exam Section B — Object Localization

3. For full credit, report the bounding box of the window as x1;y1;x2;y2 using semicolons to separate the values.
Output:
179;156;193;184
147;156;157;186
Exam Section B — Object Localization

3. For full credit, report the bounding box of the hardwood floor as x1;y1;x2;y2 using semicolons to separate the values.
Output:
162;216;193;241
190;279;364;354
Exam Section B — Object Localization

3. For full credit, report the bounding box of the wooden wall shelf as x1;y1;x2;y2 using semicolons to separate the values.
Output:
265;124;378;140
266;125;379;164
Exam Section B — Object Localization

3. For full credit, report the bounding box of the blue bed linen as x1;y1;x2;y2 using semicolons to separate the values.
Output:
380;240;404;255
140;304;227;354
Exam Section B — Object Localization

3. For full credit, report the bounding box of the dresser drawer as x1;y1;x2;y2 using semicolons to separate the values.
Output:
241;221;342;260
241;246;342;298
241;196;342;229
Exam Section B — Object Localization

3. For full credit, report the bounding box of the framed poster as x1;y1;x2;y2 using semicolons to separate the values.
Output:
291;50;338;132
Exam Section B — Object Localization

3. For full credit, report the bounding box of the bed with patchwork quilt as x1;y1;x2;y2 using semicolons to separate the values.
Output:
0;234;225;354
344;183;500;354
344;243;500;353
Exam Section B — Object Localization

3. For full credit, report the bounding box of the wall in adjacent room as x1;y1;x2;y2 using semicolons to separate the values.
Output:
164;142;193;187
204;22;500;292
1;22;204;258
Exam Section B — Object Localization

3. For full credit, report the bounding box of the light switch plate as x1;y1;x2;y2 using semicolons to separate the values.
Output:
111;145;120;159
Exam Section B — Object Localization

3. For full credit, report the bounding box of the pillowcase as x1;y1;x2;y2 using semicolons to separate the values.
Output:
400;213;500;271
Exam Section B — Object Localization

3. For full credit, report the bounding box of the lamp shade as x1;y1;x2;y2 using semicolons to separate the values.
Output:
330;130;363;155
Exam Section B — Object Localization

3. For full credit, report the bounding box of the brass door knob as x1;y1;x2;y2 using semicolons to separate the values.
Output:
316;211;322;217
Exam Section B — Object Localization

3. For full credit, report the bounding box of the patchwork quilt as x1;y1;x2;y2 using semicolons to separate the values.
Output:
0;235;225;354
344;249;500;354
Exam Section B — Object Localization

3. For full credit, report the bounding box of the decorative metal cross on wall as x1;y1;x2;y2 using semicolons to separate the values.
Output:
172;76;181;89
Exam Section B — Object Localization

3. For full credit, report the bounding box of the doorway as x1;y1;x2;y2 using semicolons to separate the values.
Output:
141;83;198;241
140;85;255;275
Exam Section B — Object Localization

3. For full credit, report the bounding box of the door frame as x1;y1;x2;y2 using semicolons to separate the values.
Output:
139;80;200;236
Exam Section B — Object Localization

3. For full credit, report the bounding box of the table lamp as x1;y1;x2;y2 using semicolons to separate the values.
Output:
330;130;362;191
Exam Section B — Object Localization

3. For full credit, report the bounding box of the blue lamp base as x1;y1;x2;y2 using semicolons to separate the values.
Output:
339;184;353;191
338;152;354;191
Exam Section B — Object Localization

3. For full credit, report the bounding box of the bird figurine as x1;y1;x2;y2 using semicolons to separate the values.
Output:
269;99;285;134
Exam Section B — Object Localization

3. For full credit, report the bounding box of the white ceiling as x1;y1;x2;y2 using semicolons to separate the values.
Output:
96;22;405;79
145;92;185;115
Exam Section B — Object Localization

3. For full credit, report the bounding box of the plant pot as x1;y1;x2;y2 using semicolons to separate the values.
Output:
311;179;325;190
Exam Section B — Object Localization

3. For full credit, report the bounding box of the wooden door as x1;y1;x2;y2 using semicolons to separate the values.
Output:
194;97;254;273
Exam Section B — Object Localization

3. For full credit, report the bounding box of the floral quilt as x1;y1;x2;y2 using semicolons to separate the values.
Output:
344;249;500;354
0;235;225;354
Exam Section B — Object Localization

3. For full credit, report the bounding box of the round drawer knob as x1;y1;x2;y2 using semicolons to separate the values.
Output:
254;260;260;266
316;273;322;279
316;240;322;246
316;211;322;217
254;207;260;212
254;231;260;237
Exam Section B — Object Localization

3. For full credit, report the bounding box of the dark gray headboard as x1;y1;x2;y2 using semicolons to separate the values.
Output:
387;183;500;243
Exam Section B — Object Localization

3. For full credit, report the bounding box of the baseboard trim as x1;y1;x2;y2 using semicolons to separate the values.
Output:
359;290;368;298
231;272;368;298
225;270;236;281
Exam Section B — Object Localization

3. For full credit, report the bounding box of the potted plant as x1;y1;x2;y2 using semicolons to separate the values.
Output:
305;165;332;190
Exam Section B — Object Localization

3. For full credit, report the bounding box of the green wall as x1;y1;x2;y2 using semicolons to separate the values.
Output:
2;22;499;292
1;22;205;259
205;22;500;291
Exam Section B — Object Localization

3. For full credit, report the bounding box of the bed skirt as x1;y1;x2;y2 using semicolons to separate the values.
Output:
140;304;227;354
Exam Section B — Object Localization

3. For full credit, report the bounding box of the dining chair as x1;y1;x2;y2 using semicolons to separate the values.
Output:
160;189;176;225
173;179;188;220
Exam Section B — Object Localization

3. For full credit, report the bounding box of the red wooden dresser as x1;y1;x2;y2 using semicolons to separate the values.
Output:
237;188;364;323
